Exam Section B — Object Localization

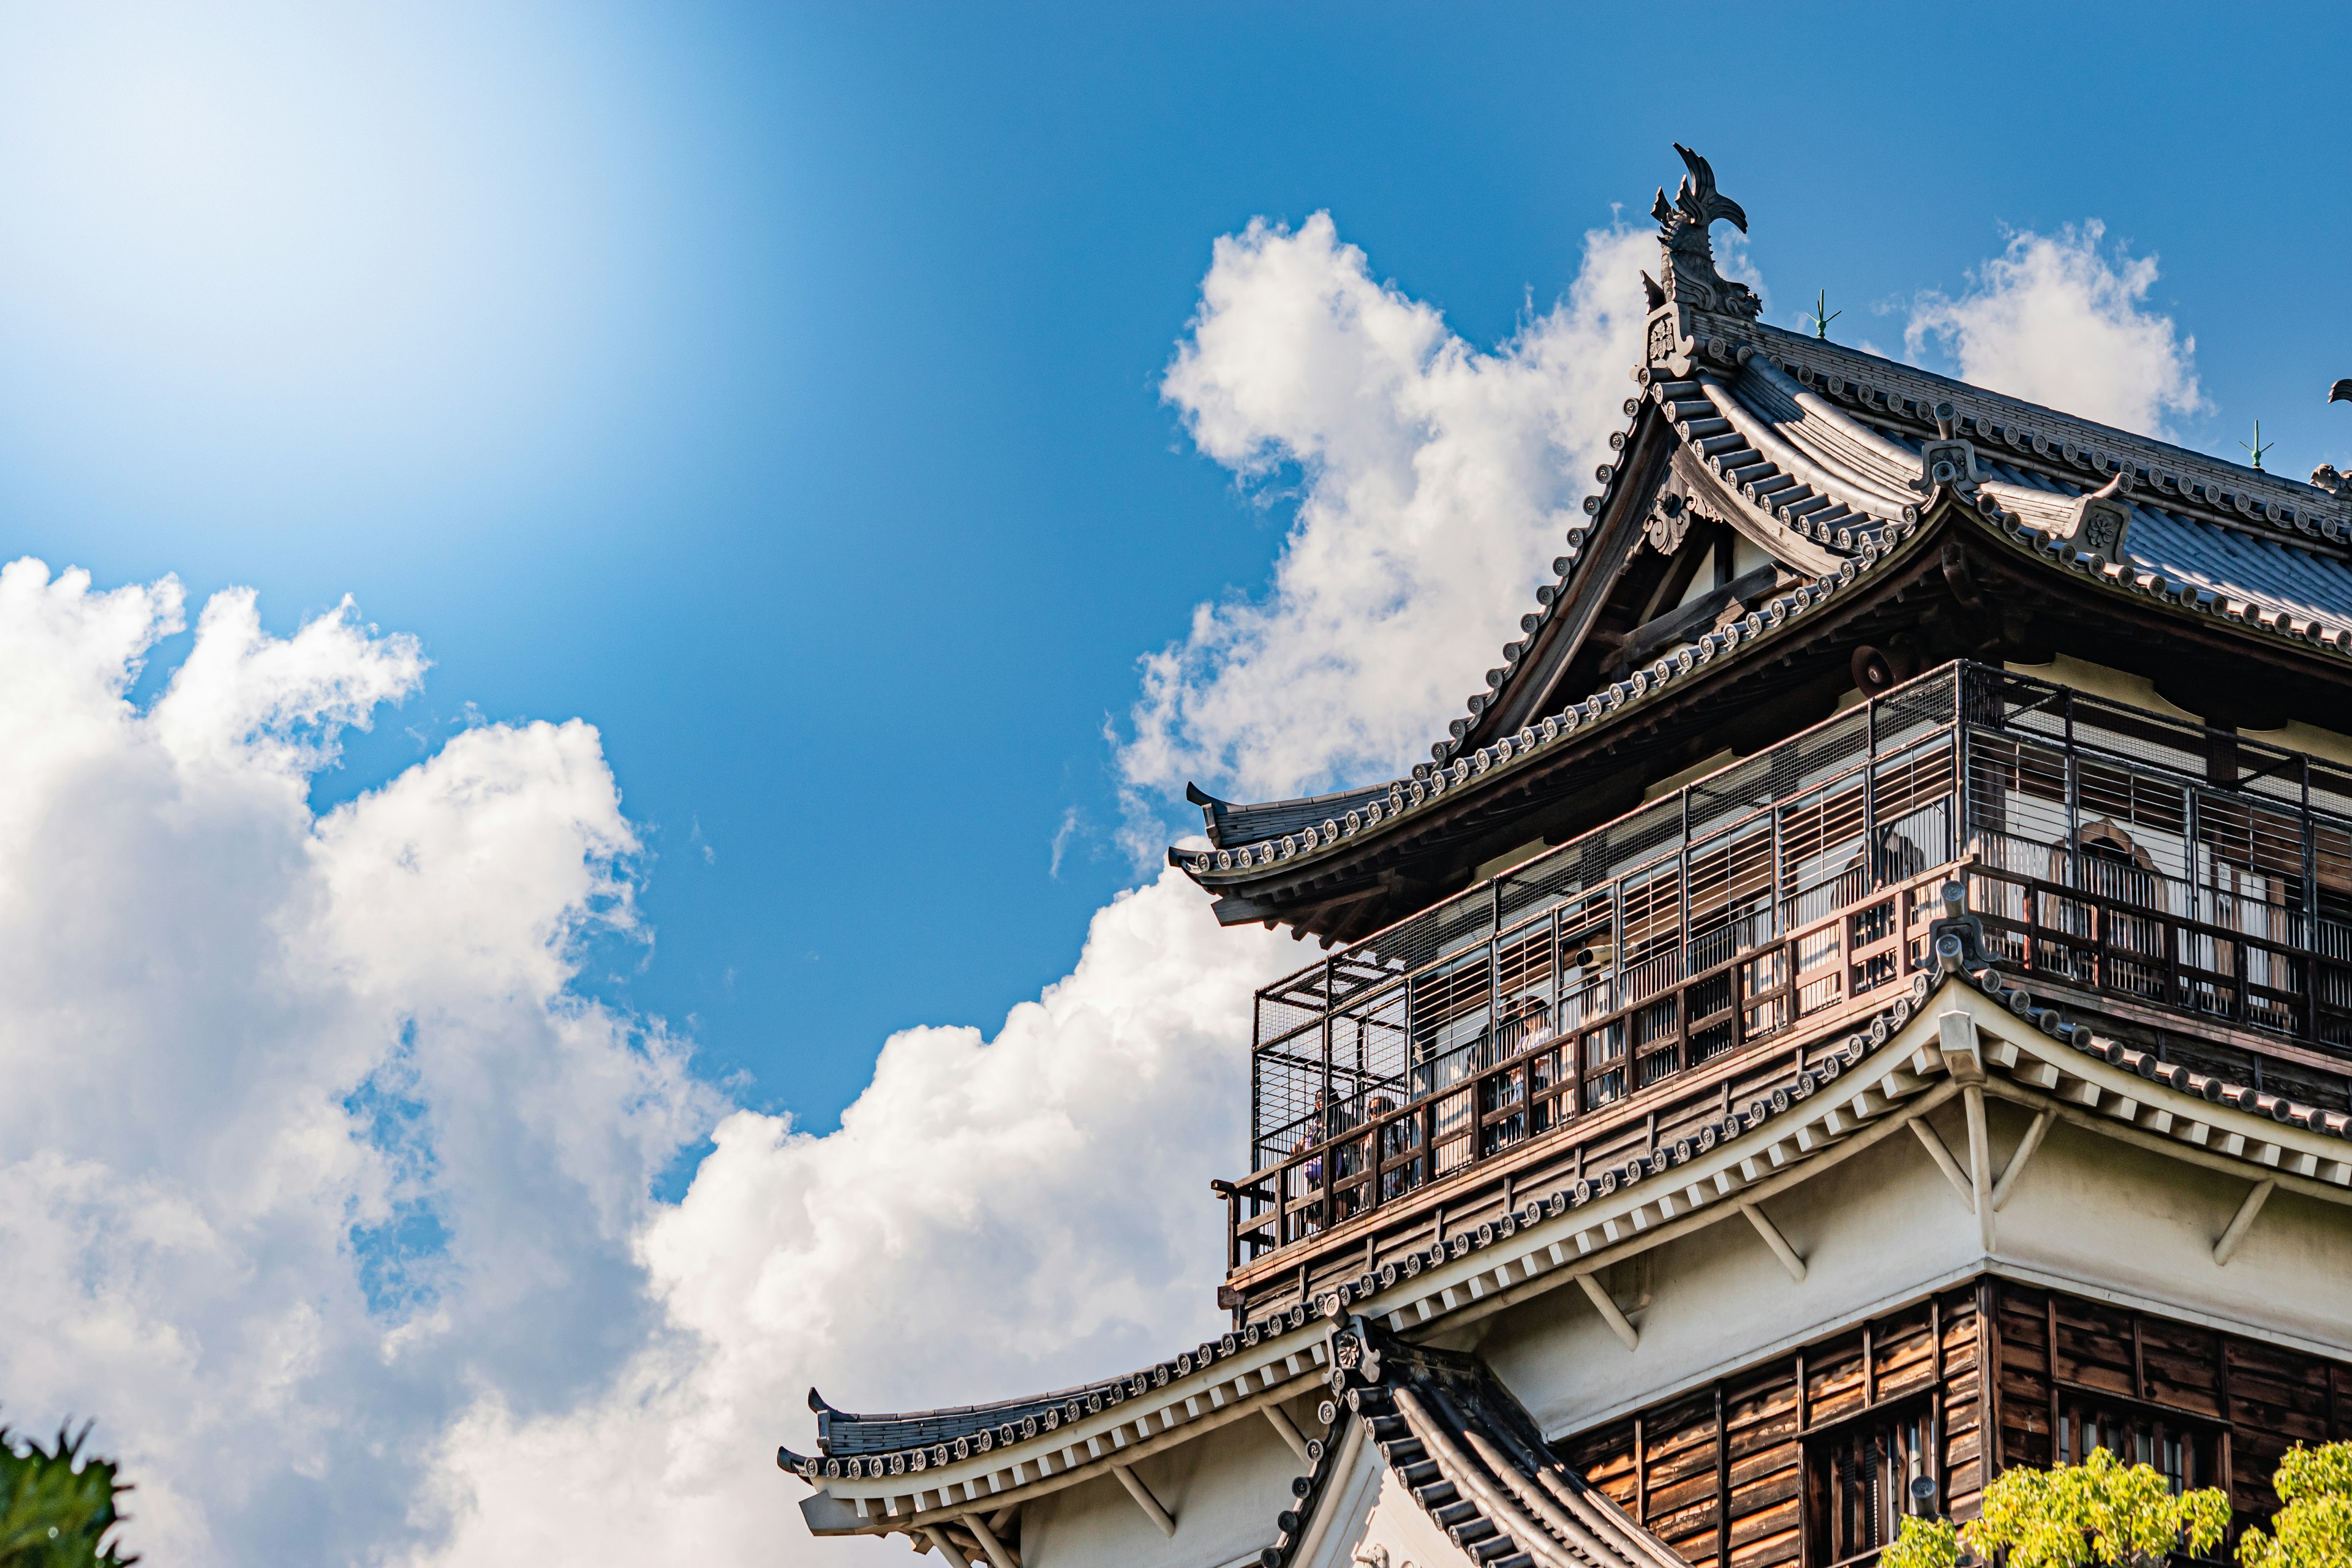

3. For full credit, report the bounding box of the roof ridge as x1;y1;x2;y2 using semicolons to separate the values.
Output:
1746;318;2345;514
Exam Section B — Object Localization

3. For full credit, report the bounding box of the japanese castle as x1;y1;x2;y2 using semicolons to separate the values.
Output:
783;148;2352;1568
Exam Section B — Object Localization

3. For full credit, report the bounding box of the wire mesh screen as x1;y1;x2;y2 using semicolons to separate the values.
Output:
1959;667;2352;1047
1243;665;1968;1215
1236;661;2352;1247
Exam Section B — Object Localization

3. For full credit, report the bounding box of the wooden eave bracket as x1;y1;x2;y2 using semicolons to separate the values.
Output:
1264;1403;1313;1463
1111;1464;1175;1537
1738;1200;1807;1282
2213;1178;2275;1267
1575;1272;1641;1351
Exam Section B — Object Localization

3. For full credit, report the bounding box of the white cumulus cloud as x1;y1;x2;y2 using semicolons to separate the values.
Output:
1126;213;1654;817
2;206;1657;1568
407;206;1660;1565
0;558;712;1564
1904;221;2203;438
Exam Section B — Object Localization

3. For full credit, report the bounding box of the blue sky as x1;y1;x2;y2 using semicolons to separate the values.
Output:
5;4;2346;1135
9;7;2352;1562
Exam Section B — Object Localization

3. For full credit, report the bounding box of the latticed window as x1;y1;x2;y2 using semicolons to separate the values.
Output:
1809;1407;1929;1568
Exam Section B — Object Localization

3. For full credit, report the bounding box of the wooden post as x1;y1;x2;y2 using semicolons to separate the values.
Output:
1716;1379;1731;1568
2046;1294;2060;1468
1931;1294;1947;1510
2219;1329;2234;1507
1980;1276;2003;1482
1961;1093;1995;1252
1635;1412;1648;1532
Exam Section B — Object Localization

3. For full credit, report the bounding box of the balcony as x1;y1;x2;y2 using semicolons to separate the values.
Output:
1226;662;2352;1265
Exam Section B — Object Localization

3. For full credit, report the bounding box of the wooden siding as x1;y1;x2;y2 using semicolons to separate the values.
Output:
1990;1281;2350;1520
1558;1278;2349;1566
1562;1285;1983;1568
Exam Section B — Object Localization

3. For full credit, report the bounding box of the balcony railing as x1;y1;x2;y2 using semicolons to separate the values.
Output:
1227;662;2352;1263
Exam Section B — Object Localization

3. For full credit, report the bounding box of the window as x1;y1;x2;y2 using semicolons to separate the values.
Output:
1809;1407;1932;1568
2056;1399;2218;1498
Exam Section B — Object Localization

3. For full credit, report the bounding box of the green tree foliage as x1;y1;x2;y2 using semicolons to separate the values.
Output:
0;1423;136;1567
2237;1443;2352;1568
1884;1515;1960;1568
1885;1442;2352;1568
1883;1447;2226;1568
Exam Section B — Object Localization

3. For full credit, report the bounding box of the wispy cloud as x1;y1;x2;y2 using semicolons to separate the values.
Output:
1047;804;1080;878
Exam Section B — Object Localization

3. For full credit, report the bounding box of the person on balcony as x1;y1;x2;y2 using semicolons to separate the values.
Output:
1289;1091;1326;1236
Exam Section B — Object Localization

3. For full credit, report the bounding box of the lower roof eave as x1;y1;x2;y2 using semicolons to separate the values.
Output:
787;943;2352;1534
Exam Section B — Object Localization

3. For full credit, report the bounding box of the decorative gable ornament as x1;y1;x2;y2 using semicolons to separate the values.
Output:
1912;401;1981;498
2041;471;2136;562
1643;490;1692;556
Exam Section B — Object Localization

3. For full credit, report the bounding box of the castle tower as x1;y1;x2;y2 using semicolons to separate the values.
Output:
784;148;2352;1568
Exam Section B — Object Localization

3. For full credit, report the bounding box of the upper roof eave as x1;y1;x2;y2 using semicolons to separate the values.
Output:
1170;377;2352;908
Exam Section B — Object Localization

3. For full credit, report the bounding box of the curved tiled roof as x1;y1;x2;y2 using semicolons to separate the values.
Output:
1173;327;2352;892
1341;1336;1689;1568
1261;1392;1351;1567
1174;505;1915;885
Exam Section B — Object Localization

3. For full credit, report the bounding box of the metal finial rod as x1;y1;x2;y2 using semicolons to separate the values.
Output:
1801;289;1841;341
2239;419;2274;471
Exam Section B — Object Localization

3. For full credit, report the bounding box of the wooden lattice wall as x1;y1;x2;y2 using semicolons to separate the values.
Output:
1558;1278;2346;1567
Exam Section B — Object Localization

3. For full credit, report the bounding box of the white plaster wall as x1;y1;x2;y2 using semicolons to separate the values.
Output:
1022;1393;1316;1568
2007;653;2352;767
1478;1104;1986;1438
1475;1093;2352;1441
1978;1099;2352;1354
1343;1466;1478;1568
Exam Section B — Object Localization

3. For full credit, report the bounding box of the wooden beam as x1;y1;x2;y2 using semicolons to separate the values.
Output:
1990;1109;2052;1213
1262;1404;1312;1463
964;1512;1020;1568
1963;1086;1995;1253
922;1528;973;1568
2214;1179;2275;1267
1907;1115;1977;1212
1740;1200;1807;1282
1577;1272;1640;1351
1112;1464;1176;1537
